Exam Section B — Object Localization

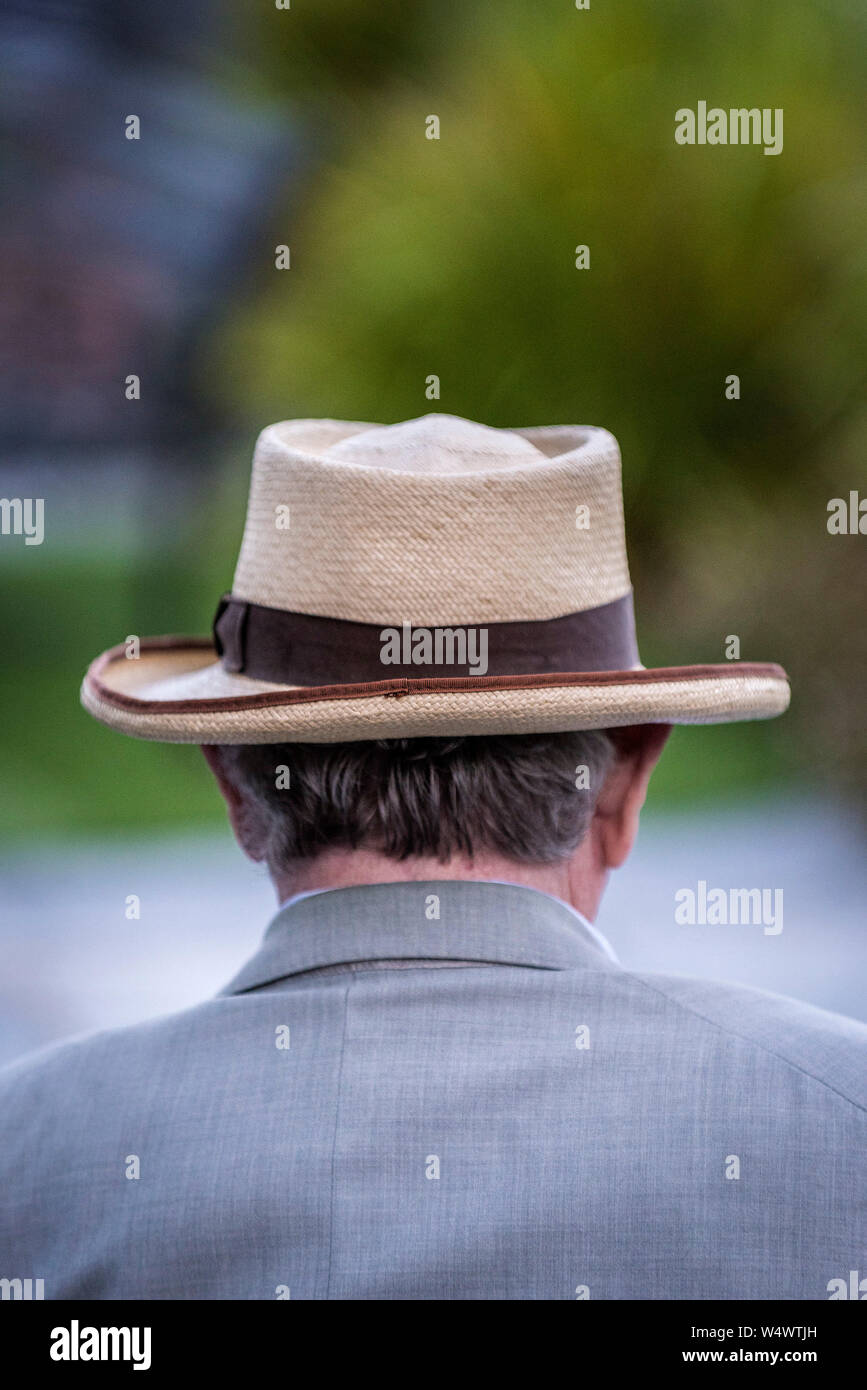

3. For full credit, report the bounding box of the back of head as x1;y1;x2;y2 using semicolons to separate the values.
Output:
217;729;616;873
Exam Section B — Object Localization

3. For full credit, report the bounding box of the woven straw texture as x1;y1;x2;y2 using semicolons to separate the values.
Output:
231;415;631;623
82;646;790;743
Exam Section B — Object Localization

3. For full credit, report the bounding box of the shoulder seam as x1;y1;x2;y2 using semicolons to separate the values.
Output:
623;971;867;1118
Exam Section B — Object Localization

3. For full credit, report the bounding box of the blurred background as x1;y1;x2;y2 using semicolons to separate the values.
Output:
1;0;865;1063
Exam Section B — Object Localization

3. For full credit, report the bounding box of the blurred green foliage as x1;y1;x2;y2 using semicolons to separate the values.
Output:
0;460;249;838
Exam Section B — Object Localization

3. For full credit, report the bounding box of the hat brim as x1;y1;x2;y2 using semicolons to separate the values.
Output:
81;638;790;743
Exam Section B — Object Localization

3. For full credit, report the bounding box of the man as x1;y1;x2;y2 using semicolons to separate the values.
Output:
1;414;863;1300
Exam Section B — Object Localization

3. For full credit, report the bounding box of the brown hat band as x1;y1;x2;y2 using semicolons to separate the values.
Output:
212;592;640;687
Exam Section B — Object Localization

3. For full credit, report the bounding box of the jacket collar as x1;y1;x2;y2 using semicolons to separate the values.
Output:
220;880;619;996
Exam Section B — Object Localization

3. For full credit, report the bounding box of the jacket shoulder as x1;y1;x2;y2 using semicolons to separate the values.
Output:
0;999;223;1112
623;969;867;1113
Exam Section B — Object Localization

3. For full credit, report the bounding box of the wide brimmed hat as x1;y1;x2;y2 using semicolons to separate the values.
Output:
81;414;790;743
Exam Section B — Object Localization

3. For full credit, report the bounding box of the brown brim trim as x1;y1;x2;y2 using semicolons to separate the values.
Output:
85;639;789;716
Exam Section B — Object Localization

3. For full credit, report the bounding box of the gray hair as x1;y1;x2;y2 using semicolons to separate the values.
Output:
217;730;615;870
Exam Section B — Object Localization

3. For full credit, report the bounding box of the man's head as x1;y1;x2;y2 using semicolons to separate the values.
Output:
202;724;670;921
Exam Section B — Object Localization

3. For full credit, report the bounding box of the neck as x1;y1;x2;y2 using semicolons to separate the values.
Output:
273;842;607;922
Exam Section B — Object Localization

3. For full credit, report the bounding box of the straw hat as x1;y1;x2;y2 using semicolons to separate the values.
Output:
81;414;790;743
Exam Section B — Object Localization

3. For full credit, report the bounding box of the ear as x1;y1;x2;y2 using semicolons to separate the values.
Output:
592;724;672;870
201;744;243;816
200;745;267;862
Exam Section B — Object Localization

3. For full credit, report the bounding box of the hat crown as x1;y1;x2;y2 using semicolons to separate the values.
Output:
323;413;543;474
232;414;631;625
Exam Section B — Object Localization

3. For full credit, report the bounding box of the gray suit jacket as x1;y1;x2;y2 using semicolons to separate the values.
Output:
1;881;865;1300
